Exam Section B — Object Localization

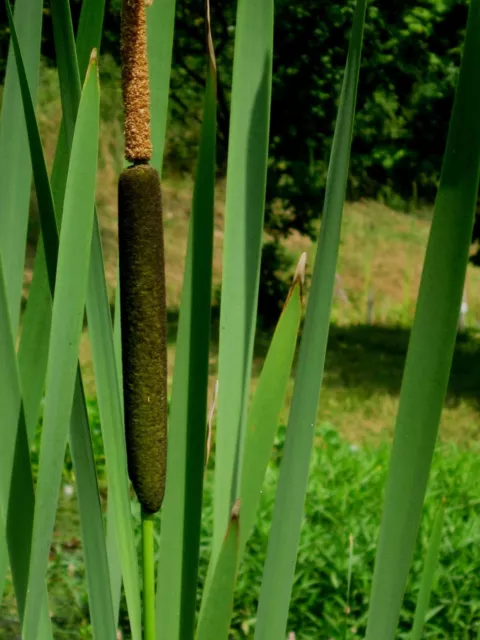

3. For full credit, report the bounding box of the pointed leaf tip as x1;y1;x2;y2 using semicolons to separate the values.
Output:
294;252;307;288
284;252;307;306
230;498;241;521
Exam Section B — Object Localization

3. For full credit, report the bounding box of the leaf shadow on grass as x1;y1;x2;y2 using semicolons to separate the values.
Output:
167;308;480;413
322;323;480;407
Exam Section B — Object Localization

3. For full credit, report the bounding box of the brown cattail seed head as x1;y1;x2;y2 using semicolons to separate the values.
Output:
121;0;152;162
118;165;167;512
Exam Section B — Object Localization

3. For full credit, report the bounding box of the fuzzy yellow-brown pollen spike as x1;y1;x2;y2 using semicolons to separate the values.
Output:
121;0;153;162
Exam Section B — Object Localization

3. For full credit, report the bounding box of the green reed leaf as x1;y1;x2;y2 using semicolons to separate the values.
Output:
365;2;480;636
410;506;445;640
156;29;216;639
22;55;99;640
254;1;367;637
0;0;42;332
213;0;274;563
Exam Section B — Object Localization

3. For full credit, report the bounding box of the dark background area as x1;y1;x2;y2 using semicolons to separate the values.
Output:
1;0;479;321
0;0;476;231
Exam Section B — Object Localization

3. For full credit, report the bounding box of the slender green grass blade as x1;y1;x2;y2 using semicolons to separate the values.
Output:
17;2;142;635
365;4;480;636
106;284;124;628
213;0;274;561
76;0;107;81
107;497;122;630
0;253;53;639
50;0;81;142
147;0;177;172
4;0;58;291
156;30;216;639
17;0;105;444
238;275;302;557
53;6;142;635
410;506;444;640
195;505;240;640
254;2;367;637
22;56;100;640
0;0;43;601
69;375;117;640
0;0;42;331
5;9;116;637
198;269;303;627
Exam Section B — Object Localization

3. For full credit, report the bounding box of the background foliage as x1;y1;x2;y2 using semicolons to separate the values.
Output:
0;0;472;233
1;0;477;315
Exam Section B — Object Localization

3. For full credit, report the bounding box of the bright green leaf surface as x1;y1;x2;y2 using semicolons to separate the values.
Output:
22;57;100;640
410;506;445;640
254;1;367;637
214;0;274;564
156;53;216;640
196;507;240;640
366;2;480;636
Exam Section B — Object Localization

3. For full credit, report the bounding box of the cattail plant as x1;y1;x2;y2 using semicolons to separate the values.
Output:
118;0;167;636
1;0;480;638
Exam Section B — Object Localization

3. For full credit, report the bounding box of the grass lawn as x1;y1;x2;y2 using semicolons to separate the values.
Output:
3;419;480;639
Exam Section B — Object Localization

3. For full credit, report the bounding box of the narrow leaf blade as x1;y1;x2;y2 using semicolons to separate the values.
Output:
0;0;42;331
239;276;302;556
254;2;367;637
18;3;142;635
366;4;480;636
147;0;177;172
213;0;274;562
195;505;240;640
410;506;445;640
22;56;100;640
5;9;116;636
0;252;53;639
156;39;216;639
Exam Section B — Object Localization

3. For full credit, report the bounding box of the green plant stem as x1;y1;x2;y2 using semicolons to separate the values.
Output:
142;509;156;640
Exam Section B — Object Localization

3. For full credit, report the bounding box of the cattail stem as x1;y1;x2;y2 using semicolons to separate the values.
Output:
141;509;156;640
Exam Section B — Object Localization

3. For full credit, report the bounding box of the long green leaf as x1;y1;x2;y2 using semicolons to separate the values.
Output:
410;506;444;640
198;270;303;631
195;505;240;640
239;274;303;557
156;31;216;639
106;283;125;628
0;0;42;332
0;254;52;638
76;0;107;82
17;0;105;447
6;6;117;637
16;1;121;624
213;0;274;561
52;6;142;635
68;375;117;640
147;0;177;173
17;2;142;635
22;55;100;640
254;2;367;637
365;2;480;636
17;0;106;443
0;0;43;600
50;0;80;143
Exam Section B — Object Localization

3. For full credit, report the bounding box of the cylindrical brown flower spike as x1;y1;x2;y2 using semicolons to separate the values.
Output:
120;0;153;162
118;165;167;513
119;0;167;514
